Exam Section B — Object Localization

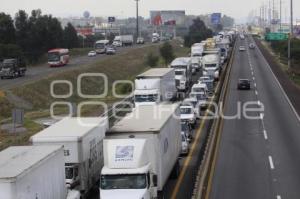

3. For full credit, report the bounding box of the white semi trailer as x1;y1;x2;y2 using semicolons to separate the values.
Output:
31;117;108;197
0;145;80;199
99;104;181;199
134;68;177;106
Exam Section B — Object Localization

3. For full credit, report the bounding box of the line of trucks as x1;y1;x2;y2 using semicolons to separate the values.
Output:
0;31;236;199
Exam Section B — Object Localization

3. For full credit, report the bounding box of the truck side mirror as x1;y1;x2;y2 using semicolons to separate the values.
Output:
152;175;158;187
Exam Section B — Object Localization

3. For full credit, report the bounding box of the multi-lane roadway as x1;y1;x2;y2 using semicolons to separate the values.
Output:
209;36;300;199
0;44;154;90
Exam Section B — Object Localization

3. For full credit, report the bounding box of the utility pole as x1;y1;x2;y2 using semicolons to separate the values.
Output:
288;0;293;68
280;0;282;32
135;0;140;38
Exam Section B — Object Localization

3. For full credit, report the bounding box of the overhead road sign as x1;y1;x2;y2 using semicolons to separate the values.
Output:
265;32;288;41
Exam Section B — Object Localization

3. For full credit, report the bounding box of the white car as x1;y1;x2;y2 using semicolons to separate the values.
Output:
106;46;116;55
181;131;189;155
183;97;200;119
239;46;246;51
190;92;208;109
180;105;196;128
88;51;97;57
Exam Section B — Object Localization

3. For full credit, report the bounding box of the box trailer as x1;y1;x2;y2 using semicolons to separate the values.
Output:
31;117;108;197
0;146;67;199
134;68;177;106
99;104;181;199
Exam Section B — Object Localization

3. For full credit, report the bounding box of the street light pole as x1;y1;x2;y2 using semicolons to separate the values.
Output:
135;0;140;38
288;0;293;68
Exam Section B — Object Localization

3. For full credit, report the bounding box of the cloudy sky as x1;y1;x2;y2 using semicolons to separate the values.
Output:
0;0;299;23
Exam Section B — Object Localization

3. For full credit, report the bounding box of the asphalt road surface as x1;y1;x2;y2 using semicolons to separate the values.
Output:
0;44;155;90
209;36;300;199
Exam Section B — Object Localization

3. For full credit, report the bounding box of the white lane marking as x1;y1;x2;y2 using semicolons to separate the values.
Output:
276;195;282;199
255;90;258;95
255;41;300;122
253;77;255;81
254;83;257;87
263;130;268;140
269;156;275;169
257;100;261;105
252;71;254;75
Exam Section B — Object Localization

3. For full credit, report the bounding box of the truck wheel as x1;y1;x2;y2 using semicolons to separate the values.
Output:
171;160;180;179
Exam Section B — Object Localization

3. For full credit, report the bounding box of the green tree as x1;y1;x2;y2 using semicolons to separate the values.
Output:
184;18;213;47
221;15;235;28
15;10;29;51
160;42;174;66
0;13;16;44
145;52;159;67
63;23;79;49
0;44;23;61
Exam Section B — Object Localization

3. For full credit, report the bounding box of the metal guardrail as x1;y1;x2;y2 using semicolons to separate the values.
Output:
192;39;237;199
100;94;134;128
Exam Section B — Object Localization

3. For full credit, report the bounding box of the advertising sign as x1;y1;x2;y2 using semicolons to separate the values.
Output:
211;13;222;25
115;146;134;162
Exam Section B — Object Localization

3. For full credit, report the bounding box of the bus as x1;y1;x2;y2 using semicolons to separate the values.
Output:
48;48;70;67
94;40;109;54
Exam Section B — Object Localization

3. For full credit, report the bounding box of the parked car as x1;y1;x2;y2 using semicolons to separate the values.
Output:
239;46;246;51
88;51;97;57
106;46;116;55
237;79;251;90
136;37;145;44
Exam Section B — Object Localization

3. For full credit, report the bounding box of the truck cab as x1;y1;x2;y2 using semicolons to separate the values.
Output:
100;139;157;199
171;57;192;91
202;54;221;81
0;58;26;79
134;78;160;106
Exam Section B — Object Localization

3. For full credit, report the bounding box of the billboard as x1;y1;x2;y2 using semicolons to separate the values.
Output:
108;17;116;23
150;10;185;26
211;13;222;25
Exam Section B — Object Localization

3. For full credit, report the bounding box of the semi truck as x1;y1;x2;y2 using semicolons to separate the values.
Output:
113;35;134;47
202;54;221;81
99;104;182;199
0;58;26;79
31;117;108;197
0;145;80;199
134;68;177;106
170;57;193;91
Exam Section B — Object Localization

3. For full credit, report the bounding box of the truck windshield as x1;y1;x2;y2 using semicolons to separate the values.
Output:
205;64;217;68
192;88;205;93
100;174;147;189
175;71;184;75
180;108;192;114
48;53;60;62
65;167;74;180
95;43;105;49
135;94;158;103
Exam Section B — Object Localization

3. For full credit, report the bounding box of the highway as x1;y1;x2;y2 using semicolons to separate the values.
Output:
0;44;154;90
208;36;300;199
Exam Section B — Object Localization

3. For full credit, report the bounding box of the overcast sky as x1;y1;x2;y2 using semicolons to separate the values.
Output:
0;0;299;23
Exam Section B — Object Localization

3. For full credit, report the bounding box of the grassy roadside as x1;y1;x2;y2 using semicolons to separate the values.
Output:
0;41;189;150
261;40;300;87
